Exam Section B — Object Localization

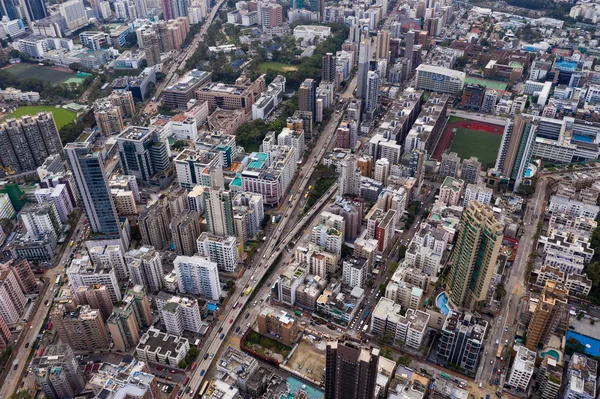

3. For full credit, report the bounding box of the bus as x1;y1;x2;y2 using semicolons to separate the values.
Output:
232;301;239;309
199;381;210;396
496;345;503;358
183;376;190;385
440;373;451;380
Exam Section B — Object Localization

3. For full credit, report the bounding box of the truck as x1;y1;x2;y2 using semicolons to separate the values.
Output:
496;345;504;358
295;310;302;317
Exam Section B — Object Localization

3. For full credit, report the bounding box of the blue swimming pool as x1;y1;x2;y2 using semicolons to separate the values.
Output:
525;168;533;178
566;331;600;356
573;134;594;143
285;377;323;399
436;292;451;316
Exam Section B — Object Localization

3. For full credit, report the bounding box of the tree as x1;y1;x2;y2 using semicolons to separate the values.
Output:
178;360;187;369
380;347;394;360
171;140;187;150
397;356;411;367
398;245;408;259
494;283;507;300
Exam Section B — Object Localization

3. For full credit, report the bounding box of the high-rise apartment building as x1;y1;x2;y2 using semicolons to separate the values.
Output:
58;0;88;31
173;255;222;300
437;310;488;371
259;2;283;27
141;30;161;67
155;292;203;335
364;70;381;120
525;280;568;351
139;199;172;250
19;202;63;243
52;304;111;351
0;112;63;174
299;78;316;117
88;244;129;282
507;345;536;391
322;53;337;83
65;142;121;239
0;268;26;324
495;115;538;189
447;201;503;309
197;232;239;273
76;284;114;321
125;246;164;293
31;344;85;399
170;210;201;256
174;149;224;190
94;100;124;137
0;258;36;294
107;285;152;352
204;187;236;237
461;156;481;184
67;256;122;302
324;340;379;399
376;30;389;60
116;126;170;183
357;38;372;99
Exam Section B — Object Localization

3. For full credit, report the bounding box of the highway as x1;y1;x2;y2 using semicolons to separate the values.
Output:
186;76;357;397
143;0;226;115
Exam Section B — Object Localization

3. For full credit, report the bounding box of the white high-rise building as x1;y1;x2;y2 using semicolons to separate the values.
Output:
463;182;493;208
173;255;221;300
58;0;88;31
88;245;128;281
0;269;26;324
342;257;367;288
339;154;361;196
155;293;203;335
507;345;536;391
196;233;239;273
19;202;63;243
174;149;224;190
125;246;164;293
374;158;390;185
67;256;121;302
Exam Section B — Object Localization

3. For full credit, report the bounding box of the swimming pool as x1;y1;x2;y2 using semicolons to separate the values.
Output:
436;292;451;316
566;331;600;356
539;348;560;361
573;134;594;143
285;377;323;399
525;168;533;178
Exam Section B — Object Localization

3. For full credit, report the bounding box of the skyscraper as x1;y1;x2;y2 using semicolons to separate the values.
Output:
24;0;47;21
203;187;235;237
357;38;372;99
525;281;568;351
31;344;85;399
115;126;170;184
404;30;414;69
447;201;503;310
495;115;538;190
141;30;161;67
299;78;316;117
173;255;222;300
364;70;381;120
65;142;121;239
51;305;111;351
322;53;337;83
0;112;63;175
325;340;379;399
376;30;389;61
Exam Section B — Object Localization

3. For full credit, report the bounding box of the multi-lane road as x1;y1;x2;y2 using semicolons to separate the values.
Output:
186;76;357;397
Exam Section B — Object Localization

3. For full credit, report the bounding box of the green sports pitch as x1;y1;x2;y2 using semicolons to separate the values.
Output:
5;106;77;129
448;128;503;167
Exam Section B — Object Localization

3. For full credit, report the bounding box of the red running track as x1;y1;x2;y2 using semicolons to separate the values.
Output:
432;119;504;161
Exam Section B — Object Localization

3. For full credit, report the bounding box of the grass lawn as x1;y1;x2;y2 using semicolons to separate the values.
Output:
257;62;299;73
447;115;465;124
449;128;502;167
245;330;292;358
6;106;77;129
4;63;75;84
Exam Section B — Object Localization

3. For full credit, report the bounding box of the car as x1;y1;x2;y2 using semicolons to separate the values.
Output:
245;313;250;319
236;326;240;333
25;343;29;348
490;360;493;364
220;333;225;340
495;339;499;345
218;327;223;333
504;327;508;332
13;364;18;370
200;369;205;376
229;318;233;324
505;339;508;344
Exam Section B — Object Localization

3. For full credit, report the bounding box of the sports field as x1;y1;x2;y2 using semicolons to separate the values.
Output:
449;128;502;167
464;76;508;93
4;63;76;84
6;106;77;129
257;62;299;73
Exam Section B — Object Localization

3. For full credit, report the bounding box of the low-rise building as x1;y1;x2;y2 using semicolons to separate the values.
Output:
257;307;300;346
136;327;190;368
